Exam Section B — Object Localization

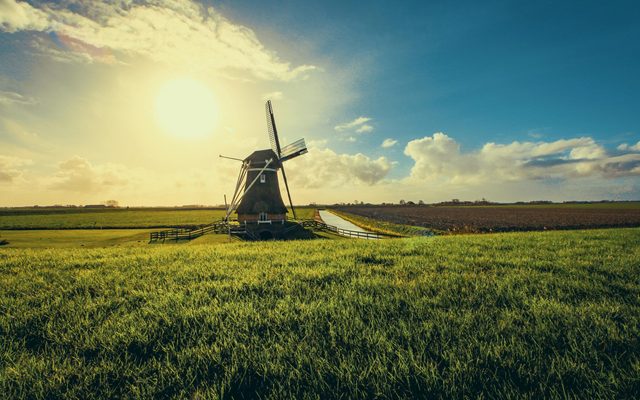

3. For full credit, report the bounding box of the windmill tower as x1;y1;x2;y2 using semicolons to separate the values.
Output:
221;100;308;239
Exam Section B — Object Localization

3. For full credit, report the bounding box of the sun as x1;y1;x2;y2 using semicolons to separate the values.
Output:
154;78;217;138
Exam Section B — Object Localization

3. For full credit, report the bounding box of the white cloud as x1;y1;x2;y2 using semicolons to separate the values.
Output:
381;138;398;148
334;116;374;142
1;0;315;81
0;154;32;183
568;142;606;159
618;141;640;152
334;116;371;132
0;90;37;106
286;145;392;188
49;156;129;192
0;0;49;32
405;133;640;184
355;124;373;133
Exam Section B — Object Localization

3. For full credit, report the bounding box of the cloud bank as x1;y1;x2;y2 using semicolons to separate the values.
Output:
2;130;639;205
0;154;31;183
618;141;640;152
0;0;49;32
0;0;315;81
405;133;640;184
287;145;392;188
49;156;129;192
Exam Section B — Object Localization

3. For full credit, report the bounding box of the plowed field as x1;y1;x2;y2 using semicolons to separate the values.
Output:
333;204;640;233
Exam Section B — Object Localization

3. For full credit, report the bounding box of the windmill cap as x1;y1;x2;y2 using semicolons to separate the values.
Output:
244;149;281;168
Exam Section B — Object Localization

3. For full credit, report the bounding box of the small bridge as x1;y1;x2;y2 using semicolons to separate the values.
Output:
299;220;393;239
149;218;395;242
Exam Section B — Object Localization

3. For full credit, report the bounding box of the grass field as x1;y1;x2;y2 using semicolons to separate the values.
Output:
0;207;315;230
0;229;155;248
1;229;638;398
0;229;240;248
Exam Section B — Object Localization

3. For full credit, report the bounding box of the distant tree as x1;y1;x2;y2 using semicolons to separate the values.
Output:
418;200;425;205
399;199;406;205
105;200;119;208
406;201;415;205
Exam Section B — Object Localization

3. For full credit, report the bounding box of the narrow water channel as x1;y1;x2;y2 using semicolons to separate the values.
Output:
318;210;376;238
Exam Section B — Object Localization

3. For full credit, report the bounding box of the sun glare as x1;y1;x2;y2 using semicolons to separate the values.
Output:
154;78;217;138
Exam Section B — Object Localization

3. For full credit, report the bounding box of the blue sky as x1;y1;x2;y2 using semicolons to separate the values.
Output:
222;0;639;132
0;0;639;205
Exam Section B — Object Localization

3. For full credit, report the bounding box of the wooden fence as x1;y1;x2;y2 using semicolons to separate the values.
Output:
300;220;392;239
149;225;216;242
150;219;393;242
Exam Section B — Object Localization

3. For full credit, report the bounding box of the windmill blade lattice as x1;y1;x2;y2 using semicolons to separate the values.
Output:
279;138;308;162
266;100;281;158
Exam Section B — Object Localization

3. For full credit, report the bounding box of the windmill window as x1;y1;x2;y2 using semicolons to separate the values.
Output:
260;174;266;183
259;212;268;221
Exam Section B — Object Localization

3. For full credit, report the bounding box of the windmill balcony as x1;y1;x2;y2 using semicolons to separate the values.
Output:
238;213;287;224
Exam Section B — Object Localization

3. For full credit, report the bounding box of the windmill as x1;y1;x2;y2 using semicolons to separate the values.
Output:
220;100;308;239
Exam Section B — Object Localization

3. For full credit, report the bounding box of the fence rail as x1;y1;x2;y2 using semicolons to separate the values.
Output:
149;224;217;242
300;220;391;239
150;218;393;242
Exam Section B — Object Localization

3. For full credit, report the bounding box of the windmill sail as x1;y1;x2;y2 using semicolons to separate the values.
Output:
266;100;308;163
264;99;303;219
266;100;281;157
279;138;308;162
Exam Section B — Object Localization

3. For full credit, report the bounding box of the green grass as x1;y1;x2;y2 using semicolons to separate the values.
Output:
329;209;429;237
0;209;226;229
1;228;639;398
0;230;241;248
0;207;316;230
290;207;316;220
186;234;241;245
0;229;157;248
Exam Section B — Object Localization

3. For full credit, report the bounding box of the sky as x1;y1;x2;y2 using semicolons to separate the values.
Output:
1;0;639;206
